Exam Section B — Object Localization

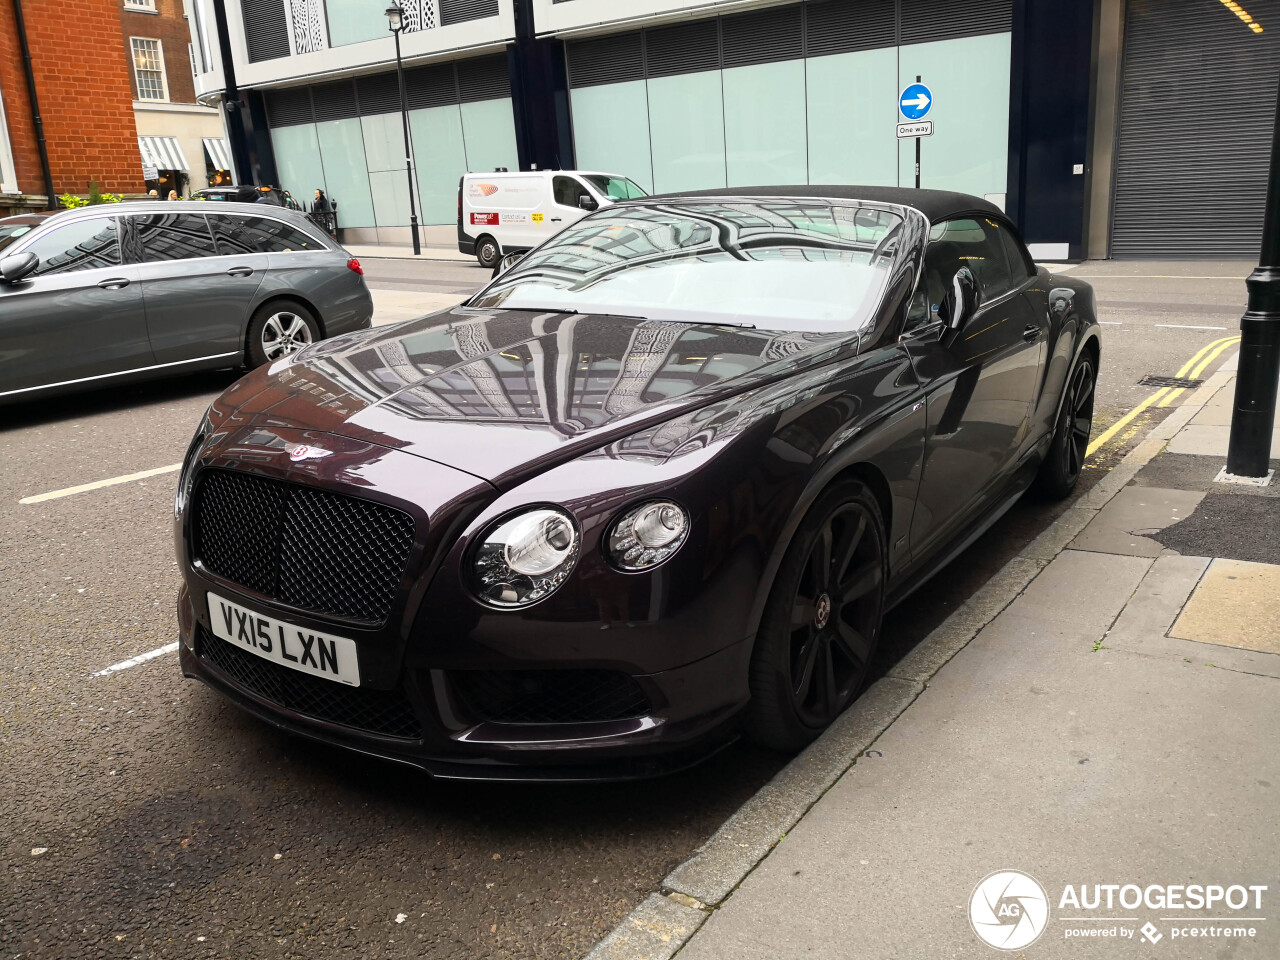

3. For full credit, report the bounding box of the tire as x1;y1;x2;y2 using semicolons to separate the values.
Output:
1034;353;1096;499
246;300;319;368
745;480;887;752
476;235;500;269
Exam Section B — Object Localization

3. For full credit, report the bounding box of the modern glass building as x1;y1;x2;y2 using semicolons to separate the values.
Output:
190;0;1278;258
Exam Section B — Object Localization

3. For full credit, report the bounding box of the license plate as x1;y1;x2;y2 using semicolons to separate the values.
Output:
207;592;361;686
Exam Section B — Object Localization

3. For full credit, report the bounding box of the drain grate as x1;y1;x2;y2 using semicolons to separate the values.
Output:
1139;375;1204;389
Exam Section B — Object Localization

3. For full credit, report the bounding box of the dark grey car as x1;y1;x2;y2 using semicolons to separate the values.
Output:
0;201;373;404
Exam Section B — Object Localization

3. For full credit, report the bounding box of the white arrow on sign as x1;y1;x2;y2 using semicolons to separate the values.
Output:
901;92;931;111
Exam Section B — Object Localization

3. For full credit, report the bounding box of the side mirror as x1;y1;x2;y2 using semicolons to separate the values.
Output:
492;250;524;279
942;266;979;329
0;251;39;283
577;193;599;212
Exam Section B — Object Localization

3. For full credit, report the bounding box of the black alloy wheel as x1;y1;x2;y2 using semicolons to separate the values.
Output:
1035;355;1096;499
476;235;500;269
746;480;886;751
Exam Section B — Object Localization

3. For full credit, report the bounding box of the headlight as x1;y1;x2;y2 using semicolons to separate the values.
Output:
174;406;214;517
472;507;580;607
606;500;689;571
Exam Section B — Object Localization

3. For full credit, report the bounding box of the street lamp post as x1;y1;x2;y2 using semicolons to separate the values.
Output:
385;5;421;256
1224;75;1280;480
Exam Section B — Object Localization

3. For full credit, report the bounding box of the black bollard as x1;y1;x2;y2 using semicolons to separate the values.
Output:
1225;76;1280;480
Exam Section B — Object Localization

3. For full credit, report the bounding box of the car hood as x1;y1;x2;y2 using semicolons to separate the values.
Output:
215;306;853;486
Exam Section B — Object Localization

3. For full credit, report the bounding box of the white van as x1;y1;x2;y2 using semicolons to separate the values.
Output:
457;170;647;267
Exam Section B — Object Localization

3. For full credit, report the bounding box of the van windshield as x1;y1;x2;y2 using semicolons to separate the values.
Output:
582;175;648;201
470;200;905;334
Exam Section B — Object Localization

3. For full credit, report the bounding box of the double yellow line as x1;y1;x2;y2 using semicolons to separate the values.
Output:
1084;334;1240;459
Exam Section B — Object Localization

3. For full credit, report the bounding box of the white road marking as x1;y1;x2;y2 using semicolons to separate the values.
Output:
1153;324;1228;330
1072;274;1247;281
1099;321;1124;325
92;642;179;677
20;463;182;504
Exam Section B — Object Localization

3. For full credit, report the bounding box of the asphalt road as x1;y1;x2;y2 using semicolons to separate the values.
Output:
0;258;1251;960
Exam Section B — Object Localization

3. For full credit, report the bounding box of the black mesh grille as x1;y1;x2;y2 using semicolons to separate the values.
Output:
194;469;415;624
449;670;651;725
200;628;421;739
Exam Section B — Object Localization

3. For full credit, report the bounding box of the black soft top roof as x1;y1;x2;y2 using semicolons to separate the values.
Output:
647;184;1005;223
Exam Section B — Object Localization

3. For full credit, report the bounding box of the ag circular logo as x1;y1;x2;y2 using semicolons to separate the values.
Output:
969;870;1050;950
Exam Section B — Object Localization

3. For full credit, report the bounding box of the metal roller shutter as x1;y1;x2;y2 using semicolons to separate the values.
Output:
1112;0;1279;259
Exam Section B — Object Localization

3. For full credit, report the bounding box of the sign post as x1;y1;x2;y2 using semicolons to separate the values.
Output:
899;77;933;189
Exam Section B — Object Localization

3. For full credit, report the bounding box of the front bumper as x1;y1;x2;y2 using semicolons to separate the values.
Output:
178;585;751;781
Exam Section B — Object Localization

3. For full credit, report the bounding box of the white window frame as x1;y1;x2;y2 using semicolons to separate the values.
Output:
130;37;169;102
123;0;157;11
188;42;198;81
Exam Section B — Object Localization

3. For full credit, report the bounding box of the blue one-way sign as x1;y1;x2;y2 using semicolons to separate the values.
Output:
899;82;933;120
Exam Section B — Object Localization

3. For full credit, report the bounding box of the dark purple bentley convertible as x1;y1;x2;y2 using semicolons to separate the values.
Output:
175;186;1099;780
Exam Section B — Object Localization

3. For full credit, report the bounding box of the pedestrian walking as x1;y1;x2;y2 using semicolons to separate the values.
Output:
313;189;330;214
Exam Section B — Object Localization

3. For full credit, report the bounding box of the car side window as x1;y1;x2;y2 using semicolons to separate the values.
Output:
926;218;1018;302
23;218;121;276
132;213;217;262
209;215;323;255
996;221;1035;284
553;176;585;208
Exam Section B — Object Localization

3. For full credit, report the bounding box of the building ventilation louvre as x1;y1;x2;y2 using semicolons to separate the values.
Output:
457;54;510;102
645;20;720;78
805;0;895;57
440;0;497;25
898;0;1011;45
310;79;359;121
567;32;643;88
355;73;402;116
240;0;291;62
405;63;458;109
1111;0;1279;258
265;86;314;126
720;4;803;68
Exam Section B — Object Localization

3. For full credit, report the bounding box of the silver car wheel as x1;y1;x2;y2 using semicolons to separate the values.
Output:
261;311;314;360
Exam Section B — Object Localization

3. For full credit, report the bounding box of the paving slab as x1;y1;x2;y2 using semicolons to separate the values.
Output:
1003;549;1151;632
1165;424;1280;457
1068;487;1204;557
1170;558;1280;654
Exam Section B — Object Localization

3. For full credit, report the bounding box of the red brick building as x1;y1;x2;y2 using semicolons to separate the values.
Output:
0;0;142;209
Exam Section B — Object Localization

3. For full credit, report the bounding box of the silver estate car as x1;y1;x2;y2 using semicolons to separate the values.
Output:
0;201;373;404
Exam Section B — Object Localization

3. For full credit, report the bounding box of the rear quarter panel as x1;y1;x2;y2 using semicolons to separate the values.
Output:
261;251;372;336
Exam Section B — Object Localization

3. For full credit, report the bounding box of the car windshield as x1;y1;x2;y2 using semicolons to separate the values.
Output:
581;175;649;201
0;221;40;254
470;200;905;333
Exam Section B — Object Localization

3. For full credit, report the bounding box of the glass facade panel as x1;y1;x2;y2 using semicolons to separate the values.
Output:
806;47;899;187
316;118;376;228
722;60;806;187
361;112;405;174
460;99;521;176
271;123;328;202
369;169;412;228
569;80;653;193
898;33;1011;196
323;0;387;47
647;71;725;193
410;104;469;225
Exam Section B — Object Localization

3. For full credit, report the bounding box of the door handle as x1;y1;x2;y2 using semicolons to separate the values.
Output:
226;266;254;277
97;277;130;289
550;217;562;222
1022;324;1040;342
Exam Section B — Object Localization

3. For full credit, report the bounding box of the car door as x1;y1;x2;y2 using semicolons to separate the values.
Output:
0;215;150;398
550;175;593;235
900;216;1046;559
127;210;263;366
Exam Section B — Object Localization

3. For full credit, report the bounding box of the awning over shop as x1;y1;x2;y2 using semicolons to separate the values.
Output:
137;136;189;173
202;137;231;171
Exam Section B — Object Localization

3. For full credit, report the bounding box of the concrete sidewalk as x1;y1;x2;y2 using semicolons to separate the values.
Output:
589;357;1280;958
343;242;474;263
